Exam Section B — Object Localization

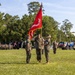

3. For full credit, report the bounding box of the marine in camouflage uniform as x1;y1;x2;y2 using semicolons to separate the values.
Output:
44;35;51;63
53;41;57;54
34;34;43;62
25;36;32;63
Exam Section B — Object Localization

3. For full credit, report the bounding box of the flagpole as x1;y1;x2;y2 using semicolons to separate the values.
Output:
41;28;42;38
41;2;42;38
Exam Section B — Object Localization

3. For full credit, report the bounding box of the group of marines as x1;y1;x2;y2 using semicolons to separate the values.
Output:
25;34;57;64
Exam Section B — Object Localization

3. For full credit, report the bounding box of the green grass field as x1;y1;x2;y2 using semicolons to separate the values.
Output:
0;49;75;75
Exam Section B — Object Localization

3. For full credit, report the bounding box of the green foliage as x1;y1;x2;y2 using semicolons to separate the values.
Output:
28;1;44;15
42;16;58;41
0;2;75;43
28;1;40;15
0;12;5;33
21;14;35;39
61;19;73;34
59;19;73;42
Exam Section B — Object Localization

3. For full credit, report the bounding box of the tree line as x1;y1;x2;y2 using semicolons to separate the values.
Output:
0;1;74;43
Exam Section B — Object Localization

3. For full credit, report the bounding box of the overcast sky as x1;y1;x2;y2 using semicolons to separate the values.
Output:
0;0;75;32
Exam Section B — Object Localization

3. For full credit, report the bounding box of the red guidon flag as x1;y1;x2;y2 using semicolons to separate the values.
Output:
28;4;42;39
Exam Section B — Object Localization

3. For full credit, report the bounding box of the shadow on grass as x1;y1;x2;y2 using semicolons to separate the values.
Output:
0;62;40;65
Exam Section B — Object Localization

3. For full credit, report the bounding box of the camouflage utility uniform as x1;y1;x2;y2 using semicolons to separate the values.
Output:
25;37;32;63
53;41;57;54
44;37;50;63
35;34;43;62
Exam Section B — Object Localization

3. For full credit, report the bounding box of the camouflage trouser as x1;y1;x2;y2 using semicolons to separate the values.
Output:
36;48;42;62
53;48;56;54
26;50;31;63
45;49;49;62
42;49;44;54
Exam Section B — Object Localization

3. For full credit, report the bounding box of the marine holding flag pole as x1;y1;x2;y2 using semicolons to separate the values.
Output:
28;3;43;40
